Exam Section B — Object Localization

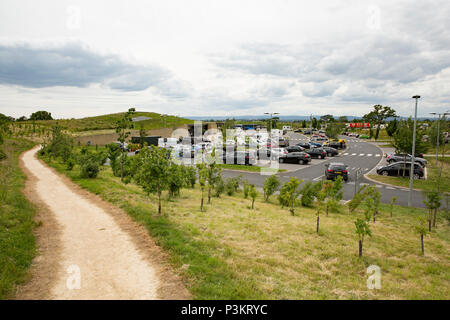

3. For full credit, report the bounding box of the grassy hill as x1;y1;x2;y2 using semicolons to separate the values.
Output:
16;112;193;133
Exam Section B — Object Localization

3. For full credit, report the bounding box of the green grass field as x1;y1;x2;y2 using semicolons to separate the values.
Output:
14;112;193;133
41;155;450;300
0;138;37;299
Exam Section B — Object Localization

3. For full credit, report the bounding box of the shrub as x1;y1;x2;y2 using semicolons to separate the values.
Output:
183;165;197;188
66;157;75;170
263;175;281;202
214;176;225;197
243;179;250;199
80;158;100;178
300;181;322;207
168;164;184;198
225;176;241;196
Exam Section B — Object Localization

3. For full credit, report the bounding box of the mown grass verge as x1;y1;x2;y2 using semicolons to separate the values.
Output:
41;155;450;299
0;138;37;299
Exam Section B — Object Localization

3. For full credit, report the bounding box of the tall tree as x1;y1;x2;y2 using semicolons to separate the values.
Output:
30;110;53;121
363;105;397;140
385;118;398;137
116;108;135;181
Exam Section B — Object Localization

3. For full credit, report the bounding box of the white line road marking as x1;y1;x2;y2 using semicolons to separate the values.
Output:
343;153;349;155
359;153;365;156
364;168;369;171
376;185;383;188
352;153;357;156
367;154;372;157
375;154;381;157
386;187;396;190
313;175;324;181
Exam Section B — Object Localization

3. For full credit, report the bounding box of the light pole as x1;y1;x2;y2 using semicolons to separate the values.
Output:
161;114;168;137
429;111;449;165
408;95;420;207
264;112;279;135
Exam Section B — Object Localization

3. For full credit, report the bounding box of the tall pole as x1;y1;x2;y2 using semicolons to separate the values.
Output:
436;114;441;165
408;95;420;207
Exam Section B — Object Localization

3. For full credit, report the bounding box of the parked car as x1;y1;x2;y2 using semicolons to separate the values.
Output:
376;162;424;179
322;146;339;157
223;150;257;165
294;128;303;133
359;134;370;139
286;145;305;153
113;141;129;151
325;162;349;181
327;141;344;149
296;142;311;149
386;154;427;167
306;148;327;159
303;130;313;135
279;151;311;164
309;141;323;148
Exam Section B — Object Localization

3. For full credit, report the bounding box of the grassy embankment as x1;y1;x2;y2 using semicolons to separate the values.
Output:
0;138;37;299
41;155;450;299
368;157;450;193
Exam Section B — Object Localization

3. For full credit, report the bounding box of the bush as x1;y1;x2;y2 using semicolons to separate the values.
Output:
168;164;184;198
66;157;75;170
300;181;322;207
243;179;250;199
183;165;197;188
263;175;281;202
80;158;99;178
214;176;225;197
225;176;241;196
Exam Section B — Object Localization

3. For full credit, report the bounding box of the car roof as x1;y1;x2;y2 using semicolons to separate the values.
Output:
329;162;345;166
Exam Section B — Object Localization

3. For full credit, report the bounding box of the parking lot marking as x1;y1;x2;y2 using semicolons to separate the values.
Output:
367;154;372;157
343;153;349;155
359;153;365;156
352;153;357;156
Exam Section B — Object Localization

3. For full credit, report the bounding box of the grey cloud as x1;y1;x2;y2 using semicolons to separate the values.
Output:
0;42;186;95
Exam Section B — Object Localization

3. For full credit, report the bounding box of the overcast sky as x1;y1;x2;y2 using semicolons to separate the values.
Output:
1;0;449;119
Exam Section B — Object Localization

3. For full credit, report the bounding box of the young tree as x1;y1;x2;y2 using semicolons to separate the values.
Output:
135;146;170;215
392;118;428;156
279;177;303;215
139;123;147;146
414;216;429;255
348;185;368;213
183;165;197;188
243;179;250;199
167;163;184;198
213;175;225;198
355;218;372;258
423;191;442;230
390;196;397;218
249;184;258;209
363;105;396;140
116;108;135;181
197;163;208;211
263;175;281;202
206;159;222;204
315;188;327;233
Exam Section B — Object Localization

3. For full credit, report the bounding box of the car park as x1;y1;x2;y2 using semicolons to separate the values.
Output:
324;162;348;181
327;141;344;149
386;154;427;167
306;148;327;159
322;146;339;157
376;162;424;179
303;130;313;135
279;151;311;164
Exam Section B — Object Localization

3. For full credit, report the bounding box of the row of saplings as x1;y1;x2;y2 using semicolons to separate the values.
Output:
40;127;444;258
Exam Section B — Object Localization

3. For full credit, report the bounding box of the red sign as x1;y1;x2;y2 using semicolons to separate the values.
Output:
349;123;370;128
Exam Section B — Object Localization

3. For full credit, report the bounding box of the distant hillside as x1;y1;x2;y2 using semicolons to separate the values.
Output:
16;112;193;132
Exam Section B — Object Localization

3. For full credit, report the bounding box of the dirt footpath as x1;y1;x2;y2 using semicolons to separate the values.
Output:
17;147;189;300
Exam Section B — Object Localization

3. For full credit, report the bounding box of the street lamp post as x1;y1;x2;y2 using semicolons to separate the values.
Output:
430;111;449;165
264;112;279;135
408;95;420;207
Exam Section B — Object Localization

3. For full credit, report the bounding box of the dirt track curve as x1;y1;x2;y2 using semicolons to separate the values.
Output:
17;146;189;300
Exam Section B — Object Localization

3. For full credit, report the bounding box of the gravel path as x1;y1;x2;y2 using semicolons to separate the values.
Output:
19;147;186;300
